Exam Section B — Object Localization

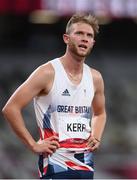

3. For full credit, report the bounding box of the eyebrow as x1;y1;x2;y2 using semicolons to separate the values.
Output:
75;30;94;37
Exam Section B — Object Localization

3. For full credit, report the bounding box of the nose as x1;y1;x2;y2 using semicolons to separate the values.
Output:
82;38;88;43
81;34;88;43
81;38;88;44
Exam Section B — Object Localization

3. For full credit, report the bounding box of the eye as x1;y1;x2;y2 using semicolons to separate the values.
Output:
87;33;93;38
75;31;83;35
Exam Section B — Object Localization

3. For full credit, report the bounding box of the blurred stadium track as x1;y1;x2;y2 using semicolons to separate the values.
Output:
0;0;137;178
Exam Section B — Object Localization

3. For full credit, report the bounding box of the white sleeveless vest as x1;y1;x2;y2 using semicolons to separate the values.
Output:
34;58;95;176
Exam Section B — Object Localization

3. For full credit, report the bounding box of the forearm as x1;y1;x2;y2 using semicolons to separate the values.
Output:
2;106;36;152
91;112;106;141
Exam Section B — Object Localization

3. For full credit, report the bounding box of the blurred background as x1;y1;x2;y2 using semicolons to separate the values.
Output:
0;0;137;179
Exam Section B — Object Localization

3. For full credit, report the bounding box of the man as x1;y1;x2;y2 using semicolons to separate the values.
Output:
2;13;106;179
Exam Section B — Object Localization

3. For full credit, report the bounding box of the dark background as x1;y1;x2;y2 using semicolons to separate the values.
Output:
0;0;137;178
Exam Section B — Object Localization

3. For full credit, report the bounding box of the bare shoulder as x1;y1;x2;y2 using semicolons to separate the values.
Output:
28;61;55;84
30;62;55;93
34;62;54;77
90;68;104;92
91;68;103;81
22;61;55;95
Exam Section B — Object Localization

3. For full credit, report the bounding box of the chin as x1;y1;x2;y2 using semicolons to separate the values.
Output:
77;50;91;57
78;52;88;57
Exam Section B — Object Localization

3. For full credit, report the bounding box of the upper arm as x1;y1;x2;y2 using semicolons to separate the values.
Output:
4;63;54;109
91;69;106;116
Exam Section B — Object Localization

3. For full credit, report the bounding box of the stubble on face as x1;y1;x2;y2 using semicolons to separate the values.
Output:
68;39;93;58
66;22;95;59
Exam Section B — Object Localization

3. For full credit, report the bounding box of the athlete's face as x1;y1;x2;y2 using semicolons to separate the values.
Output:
64;22;95;58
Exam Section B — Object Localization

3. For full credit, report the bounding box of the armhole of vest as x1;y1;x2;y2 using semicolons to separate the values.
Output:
46;61;56;96
86;65;95;95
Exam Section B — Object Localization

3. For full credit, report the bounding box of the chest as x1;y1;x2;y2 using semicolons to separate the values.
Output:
53;80;93;107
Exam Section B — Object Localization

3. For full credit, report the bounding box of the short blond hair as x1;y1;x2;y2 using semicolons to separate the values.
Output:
66;13;99;35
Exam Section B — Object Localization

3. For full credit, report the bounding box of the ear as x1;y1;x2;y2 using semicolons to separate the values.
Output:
63;34;69;44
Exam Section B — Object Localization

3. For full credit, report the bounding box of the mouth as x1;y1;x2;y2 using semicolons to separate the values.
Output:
78;44;88;50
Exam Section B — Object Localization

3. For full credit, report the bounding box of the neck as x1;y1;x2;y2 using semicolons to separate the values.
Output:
60;51;85;74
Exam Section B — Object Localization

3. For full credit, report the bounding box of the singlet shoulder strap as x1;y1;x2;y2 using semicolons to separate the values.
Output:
83;63;95;92
50;58;61;70
50;58;67;77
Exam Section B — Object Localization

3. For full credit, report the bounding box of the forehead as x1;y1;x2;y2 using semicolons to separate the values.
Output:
70;22;94;34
